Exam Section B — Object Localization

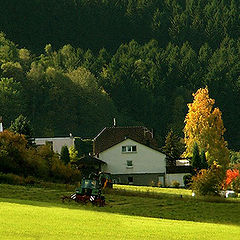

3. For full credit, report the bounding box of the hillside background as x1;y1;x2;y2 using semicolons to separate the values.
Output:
0;0;240;149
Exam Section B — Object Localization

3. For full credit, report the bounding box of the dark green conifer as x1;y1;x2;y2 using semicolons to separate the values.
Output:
191;143;201;171
60;146;70;165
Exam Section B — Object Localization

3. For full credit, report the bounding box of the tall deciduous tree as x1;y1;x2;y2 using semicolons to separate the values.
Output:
10;115;32;138
0;78;24;125
9;114;33;146
183;87;229;169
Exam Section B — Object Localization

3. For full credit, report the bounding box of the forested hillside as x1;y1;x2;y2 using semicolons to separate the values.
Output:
0;0;240;149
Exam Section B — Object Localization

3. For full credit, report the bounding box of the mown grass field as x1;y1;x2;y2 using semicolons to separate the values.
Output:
1;184;240;240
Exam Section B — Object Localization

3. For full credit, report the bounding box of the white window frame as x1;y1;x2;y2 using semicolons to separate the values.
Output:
122;145;137;153
126;160;133;169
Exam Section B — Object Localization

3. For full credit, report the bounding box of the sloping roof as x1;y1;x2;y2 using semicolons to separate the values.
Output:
93;126;160;154
73;155;106;165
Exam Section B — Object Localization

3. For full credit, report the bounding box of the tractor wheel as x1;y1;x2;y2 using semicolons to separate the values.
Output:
100;197;105;207
95;196;105;207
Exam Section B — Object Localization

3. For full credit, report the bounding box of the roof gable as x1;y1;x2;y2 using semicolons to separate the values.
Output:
93;126;160;154
100;137;165;155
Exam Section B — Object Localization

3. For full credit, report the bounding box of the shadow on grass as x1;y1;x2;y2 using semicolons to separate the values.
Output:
1;184;240;226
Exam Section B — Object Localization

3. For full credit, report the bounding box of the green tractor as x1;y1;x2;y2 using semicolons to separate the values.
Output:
62;172;112;206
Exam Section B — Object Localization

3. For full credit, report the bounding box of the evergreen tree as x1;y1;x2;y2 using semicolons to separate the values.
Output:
191;142;201;171
200;150;208;169
60;146;70;165
162;129;184;166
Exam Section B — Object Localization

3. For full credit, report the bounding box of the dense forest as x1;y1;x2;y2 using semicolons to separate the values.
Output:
0;0;240;150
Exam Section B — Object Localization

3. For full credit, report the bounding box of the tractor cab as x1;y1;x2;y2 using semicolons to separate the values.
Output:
76;178;101;196
75;172;112;198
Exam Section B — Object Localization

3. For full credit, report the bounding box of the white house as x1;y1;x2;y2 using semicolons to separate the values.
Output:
34;134;74;153
93;126;191;186
0;117;3;132
99;138;166;185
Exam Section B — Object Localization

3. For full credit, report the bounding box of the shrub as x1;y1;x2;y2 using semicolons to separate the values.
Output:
150;180;155;187
0;130;28;175
50;156;81;183
0;172;25;185
183;174;192;188
157;181;162;187
0;131;81;184
191;162;224;196
171;180;180;188
25;175;38;185
25;147;49;178
232;178;240;194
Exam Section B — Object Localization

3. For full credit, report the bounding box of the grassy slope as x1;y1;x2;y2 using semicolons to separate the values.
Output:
1;184;240;240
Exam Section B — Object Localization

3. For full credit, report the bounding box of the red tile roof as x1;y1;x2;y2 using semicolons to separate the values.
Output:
93;126;160;154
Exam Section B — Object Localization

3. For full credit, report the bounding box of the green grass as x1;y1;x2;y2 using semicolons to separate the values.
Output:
114;184;192;196
1;184;240;239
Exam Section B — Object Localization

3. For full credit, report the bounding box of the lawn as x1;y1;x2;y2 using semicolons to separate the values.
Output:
1;184;240;240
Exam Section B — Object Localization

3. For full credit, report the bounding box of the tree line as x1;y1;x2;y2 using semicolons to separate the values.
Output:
0;0;240;150
0;0;239;54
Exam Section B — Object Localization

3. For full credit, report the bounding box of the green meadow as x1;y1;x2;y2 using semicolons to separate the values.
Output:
1;184;240;240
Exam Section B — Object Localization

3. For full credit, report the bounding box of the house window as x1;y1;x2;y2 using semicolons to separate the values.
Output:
127;160;133;167
128;176;133;184
122;145;137;153
132;146;137;152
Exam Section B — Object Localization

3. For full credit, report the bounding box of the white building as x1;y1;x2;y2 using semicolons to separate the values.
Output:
99;138;166;185
93;126;191;186
34;135;74;153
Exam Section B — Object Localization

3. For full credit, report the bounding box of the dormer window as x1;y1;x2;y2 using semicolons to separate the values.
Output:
122;145;137;153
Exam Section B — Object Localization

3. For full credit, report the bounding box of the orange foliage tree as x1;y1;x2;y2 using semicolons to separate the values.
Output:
183;87;229;169
223;169;240;193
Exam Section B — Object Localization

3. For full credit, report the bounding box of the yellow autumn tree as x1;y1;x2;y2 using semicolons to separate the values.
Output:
183;87;229;169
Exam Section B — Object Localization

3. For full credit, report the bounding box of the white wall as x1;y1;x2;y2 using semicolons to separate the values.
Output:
165;173;188;187
34;137;74;153
99;138;166;174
